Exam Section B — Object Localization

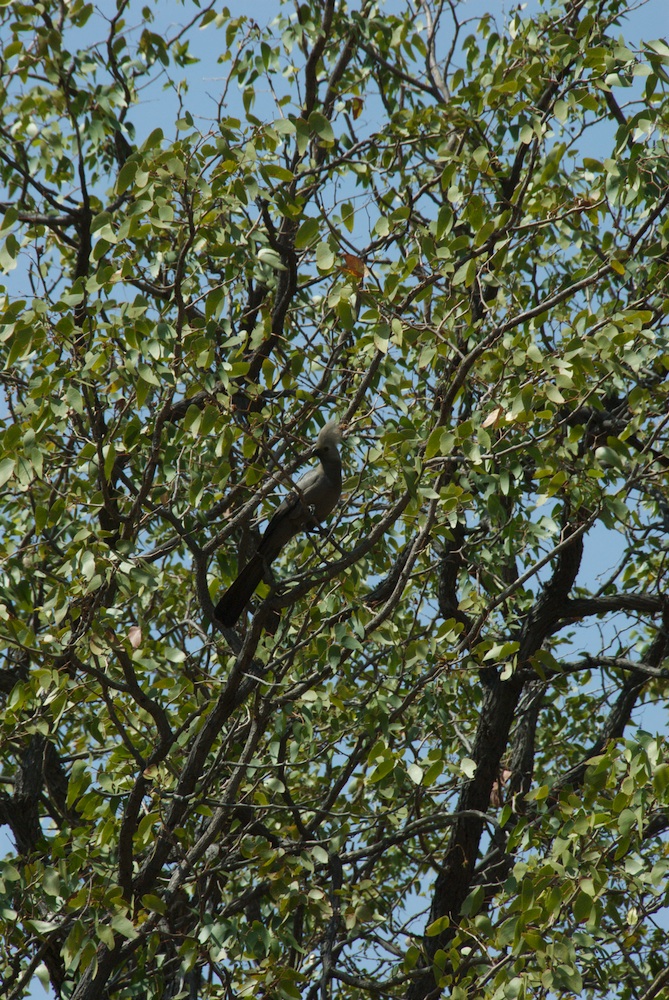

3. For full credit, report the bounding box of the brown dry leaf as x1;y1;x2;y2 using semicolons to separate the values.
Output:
490;767;511;807
482;406;504;429
128;625;142;649
340;252;366;283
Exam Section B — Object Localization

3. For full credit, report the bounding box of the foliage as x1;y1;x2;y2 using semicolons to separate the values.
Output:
0;1;669;998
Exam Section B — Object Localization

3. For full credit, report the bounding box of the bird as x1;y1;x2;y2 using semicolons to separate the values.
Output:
215;420;342;627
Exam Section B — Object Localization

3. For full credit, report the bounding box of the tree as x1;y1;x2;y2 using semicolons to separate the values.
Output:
1;0;668;997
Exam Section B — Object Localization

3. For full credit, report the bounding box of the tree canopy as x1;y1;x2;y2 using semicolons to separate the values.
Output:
1;1;669;998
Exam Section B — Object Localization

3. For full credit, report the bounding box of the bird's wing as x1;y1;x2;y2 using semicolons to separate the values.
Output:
257;467;323;560
263;467;321;533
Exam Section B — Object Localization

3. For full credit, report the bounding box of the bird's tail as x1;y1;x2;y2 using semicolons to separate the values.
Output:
215;553;265;627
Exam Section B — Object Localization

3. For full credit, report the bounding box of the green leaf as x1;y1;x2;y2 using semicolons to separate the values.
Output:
406;762;423;785
653;762;669;794
460;757;477;779
646;39;669;60
141;894;166;915
426;914;450;936
142;127;164;150
28;919;59;934
308;111;335;144
0;457;15;488
316;242;335;271
554;99;568;123
452;258;476;286
116;159;138;195
110;913;138;940
257;247;287;270
137;363;160;386
295;217;320;249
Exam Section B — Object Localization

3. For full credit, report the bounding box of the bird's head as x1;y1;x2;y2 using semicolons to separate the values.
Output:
313;419;342;460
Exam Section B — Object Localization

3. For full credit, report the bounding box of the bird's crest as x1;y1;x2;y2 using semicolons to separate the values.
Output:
315;419;342;450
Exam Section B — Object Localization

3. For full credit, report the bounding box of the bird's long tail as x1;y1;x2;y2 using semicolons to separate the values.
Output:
214;553;266;627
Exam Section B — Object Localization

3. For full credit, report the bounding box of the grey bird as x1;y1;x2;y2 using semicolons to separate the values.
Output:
215;420;343;627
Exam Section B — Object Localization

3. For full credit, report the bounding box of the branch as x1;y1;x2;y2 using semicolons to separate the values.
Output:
552;602;669;796
356;38;442;100
303;0;336;115
550;653;669;681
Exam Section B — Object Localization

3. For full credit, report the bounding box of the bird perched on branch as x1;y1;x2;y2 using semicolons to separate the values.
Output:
215;419;343;628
